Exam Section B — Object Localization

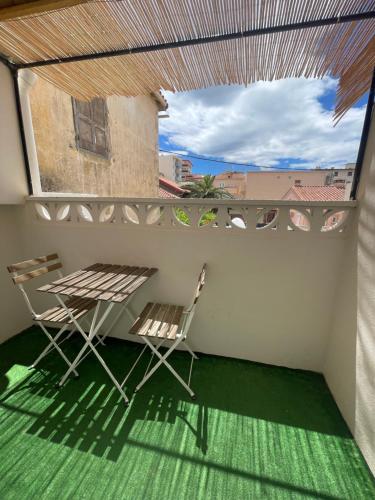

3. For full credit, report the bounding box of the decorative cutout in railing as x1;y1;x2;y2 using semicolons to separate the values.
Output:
28;197;356;234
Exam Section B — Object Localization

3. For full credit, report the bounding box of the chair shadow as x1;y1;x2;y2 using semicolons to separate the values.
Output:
22;381;209;462
4;340;209;461
0;326;351;466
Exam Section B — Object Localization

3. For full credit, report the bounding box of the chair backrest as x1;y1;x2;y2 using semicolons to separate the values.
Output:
7;253;63;318
181;264;207;337
190;263;206;308
186;264;207;313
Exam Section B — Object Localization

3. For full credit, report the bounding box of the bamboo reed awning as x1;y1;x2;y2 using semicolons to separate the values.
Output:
0;0;374;119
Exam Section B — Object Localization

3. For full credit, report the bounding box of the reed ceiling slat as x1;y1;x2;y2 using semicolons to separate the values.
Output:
0;0;373;117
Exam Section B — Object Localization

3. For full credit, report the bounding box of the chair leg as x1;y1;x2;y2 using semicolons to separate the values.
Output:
120;343;148;388
30;323;69;369
120;337;165;388
135;336;195;398
38;323;79;377
183;340;199;360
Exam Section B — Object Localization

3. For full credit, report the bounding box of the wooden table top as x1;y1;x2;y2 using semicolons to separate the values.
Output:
37;263;158;304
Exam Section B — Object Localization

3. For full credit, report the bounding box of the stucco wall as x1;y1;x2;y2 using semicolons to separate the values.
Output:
29;78;159;197
159;154;180;182
0;206;32;341
213;173;247;199
246;171;330;199
325;117;375;475
0;62;28;204
16;206;349;373
0;64;33;338
354;117;375;474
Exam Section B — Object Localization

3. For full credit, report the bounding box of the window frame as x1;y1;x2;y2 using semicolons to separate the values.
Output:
72;97;110;159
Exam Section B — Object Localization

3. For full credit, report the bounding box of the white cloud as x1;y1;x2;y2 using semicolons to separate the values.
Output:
160;78;365;169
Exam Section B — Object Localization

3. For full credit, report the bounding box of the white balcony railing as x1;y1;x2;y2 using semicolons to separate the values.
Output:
28;196;356;235
10;195;357;371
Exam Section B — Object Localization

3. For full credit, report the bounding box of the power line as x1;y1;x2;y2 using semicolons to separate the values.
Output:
159;149;325;172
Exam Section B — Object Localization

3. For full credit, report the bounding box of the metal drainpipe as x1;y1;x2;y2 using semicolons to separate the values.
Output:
350;67;375;200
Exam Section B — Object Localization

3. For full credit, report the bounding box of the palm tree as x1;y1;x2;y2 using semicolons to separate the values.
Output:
182;175;234;199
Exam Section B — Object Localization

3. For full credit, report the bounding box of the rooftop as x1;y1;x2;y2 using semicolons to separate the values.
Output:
283;185;346;202
159;176;186;196
159;186;179;199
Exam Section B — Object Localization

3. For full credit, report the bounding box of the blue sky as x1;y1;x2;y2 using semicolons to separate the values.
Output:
159;77;367;175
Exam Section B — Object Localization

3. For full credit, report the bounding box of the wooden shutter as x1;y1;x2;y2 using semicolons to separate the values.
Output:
91;98;108;156
72;97;109;158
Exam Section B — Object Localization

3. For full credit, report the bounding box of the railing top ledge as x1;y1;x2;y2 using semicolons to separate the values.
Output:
27;195;357;208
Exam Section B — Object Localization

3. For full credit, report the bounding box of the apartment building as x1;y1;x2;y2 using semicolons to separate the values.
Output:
159;154;182;182
181;159;193;181
246;165;355;200
213;166;355;200
213;171;247;198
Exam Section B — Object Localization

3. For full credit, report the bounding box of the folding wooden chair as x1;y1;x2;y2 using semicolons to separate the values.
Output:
7;253;97;375
123;264;207;399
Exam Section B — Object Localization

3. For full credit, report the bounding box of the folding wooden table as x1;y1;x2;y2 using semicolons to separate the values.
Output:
37;263;158;404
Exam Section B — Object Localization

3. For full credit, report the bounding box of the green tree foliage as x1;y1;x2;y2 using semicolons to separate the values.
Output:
182;175;234;199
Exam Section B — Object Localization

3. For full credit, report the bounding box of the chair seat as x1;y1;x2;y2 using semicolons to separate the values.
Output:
36;297;96;324
129;302;184;340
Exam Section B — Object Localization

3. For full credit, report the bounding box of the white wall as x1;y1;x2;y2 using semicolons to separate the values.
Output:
0;206;32;341
325;117;375;475
355;117;375;474
0;62;28;204
324;221;357;429
0;61;31;339
159;154;179;182
16;207;349;372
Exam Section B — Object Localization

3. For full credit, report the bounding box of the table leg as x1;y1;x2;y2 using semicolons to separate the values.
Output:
55;296;129;404
57;299;106;386
100;295;136;343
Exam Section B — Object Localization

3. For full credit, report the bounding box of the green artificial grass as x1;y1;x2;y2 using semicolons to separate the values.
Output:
0;327;374;500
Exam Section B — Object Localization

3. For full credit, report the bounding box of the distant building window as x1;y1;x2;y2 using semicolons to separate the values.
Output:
220;183;225;188
348;171;353;177
294;180;301;186
72;98;110;158
334;171;338;176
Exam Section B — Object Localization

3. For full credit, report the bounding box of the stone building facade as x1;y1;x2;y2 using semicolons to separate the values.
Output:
29;77;166;197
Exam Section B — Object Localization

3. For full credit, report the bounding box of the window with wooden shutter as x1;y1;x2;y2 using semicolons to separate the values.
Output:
72;97;110;158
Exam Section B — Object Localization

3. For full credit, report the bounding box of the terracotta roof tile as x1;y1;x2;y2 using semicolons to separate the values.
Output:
283;185;346;202
159;176;186;194
159;187;179;198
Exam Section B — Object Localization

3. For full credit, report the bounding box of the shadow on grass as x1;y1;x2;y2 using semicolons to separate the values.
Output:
0;326;352;450
0;326;369;500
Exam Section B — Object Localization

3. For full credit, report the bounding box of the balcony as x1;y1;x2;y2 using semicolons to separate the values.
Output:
0;0;375;496
1;193;375;497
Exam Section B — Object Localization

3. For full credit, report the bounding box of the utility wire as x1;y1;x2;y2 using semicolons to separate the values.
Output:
159;149;330;172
